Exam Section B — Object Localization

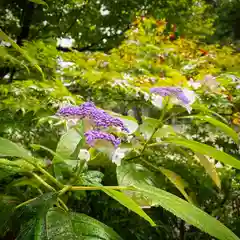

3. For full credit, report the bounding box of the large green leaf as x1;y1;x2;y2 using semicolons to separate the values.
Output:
46;208;123;240
16;193;57;240
117;163;159;186
0;137;32;160
195;153;221;189
103;189;156;226
182;115;239;143
158;167;193;203
164;138;240;170
117;163;162;207
133;184;240;240
0;28;44;78
55;127;82;160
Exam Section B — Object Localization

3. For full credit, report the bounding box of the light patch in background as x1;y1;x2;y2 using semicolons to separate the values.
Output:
57;38;75;48
100;5;110;16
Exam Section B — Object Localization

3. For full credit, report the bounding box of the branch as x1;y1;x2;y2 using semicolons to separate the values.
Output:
56;24;131;53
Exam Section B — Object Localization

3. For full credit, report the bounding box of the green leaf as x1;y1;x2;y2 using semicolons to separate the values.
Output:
164;138;240;170
182;115;239;143
46;208;123;240
117;163;158;186
29;0;48;6
117;116;138;134
140;117;159;140
16;193;57;240
195;153;221;189
0;137;32;160
158;167;193;203
55;127;82;160
0;28;44;78
133;184;240;240
102;189;156;226
192;104;228;124
117;163;161;207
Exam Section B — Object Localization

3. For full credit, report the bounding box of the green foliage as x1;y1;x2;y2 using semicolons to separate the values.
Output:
0;2;240;239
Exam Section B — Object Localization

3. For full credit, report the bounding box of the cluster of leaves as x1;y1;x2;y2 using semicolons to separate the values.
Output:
1;1;240;239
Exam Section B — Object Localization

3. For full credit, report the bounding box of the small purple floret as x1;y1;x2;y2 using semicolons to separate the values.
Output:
150;87;190;104
84;130;121;148
56;102;129;132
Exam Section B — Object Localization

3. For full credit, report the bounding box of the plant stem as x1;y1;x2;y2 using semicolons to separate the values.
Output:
58;185;72;196
32;173;56;192
70;186;131;191
58;198;69;211
37;164;64;189
141;98;169;154
15;196;38;209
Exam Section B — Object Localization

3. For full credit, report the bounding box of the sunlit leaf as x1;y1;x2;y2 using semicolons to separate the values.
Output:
29;0;48;6
195;153;221;189
182;115;239;143
103;189;156;226
0;28;44;78
164;138;240;169
158;167;194;203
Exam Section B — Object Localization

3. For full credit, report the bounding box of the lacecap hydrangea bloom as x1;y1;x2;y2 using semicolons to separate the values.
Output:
57;102;128;132
84;130;121;148
57;102;128;148
150;87;196;113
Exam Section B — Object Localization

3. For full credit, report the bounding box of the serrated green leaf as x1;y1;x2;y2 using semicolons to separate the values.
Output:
46;208;123;240
133;184;240;240
159;167;193;203
164;138;240;170
0;28;44;78
195;153;221;189
182;115;238;143
102;189;156;226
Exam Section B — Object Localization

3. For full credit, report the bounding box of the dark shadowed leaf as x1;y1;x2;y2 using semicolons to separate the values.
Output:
46;208;123;240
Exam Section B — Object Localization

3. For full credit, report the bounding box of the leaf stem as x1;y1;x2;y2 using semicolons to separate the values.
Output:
70;186;131;191
32;173;56;192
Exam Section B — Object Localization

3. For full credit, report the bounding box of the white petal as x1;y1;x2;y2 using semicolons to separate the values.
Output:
112;148;131;166
151;95;163;108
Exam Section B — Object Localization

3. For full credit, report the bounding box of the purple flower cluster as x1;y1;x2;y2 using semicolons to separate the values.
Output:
57;102;128;132
85;130;121;148
150;87;190;105
57;102;127;148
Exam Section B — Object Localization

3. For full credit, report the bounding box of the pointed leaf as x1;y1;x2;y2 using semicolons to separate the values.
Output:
182;115;239;143
159;167;193;203
0;137;32;160
0;28;44;78
103;189;156;226
164;138;240;170
29;0;48;6
16;193;57;240
46;208;123;240
195;153;221;189
133;184;240;240
117;163;161;207
56;124;83;161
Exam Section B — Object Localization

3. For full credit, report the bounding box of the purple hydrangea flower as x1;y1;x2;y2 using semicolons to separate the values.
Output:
56;102;129;132
150;87;190;104
84;130;121;148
